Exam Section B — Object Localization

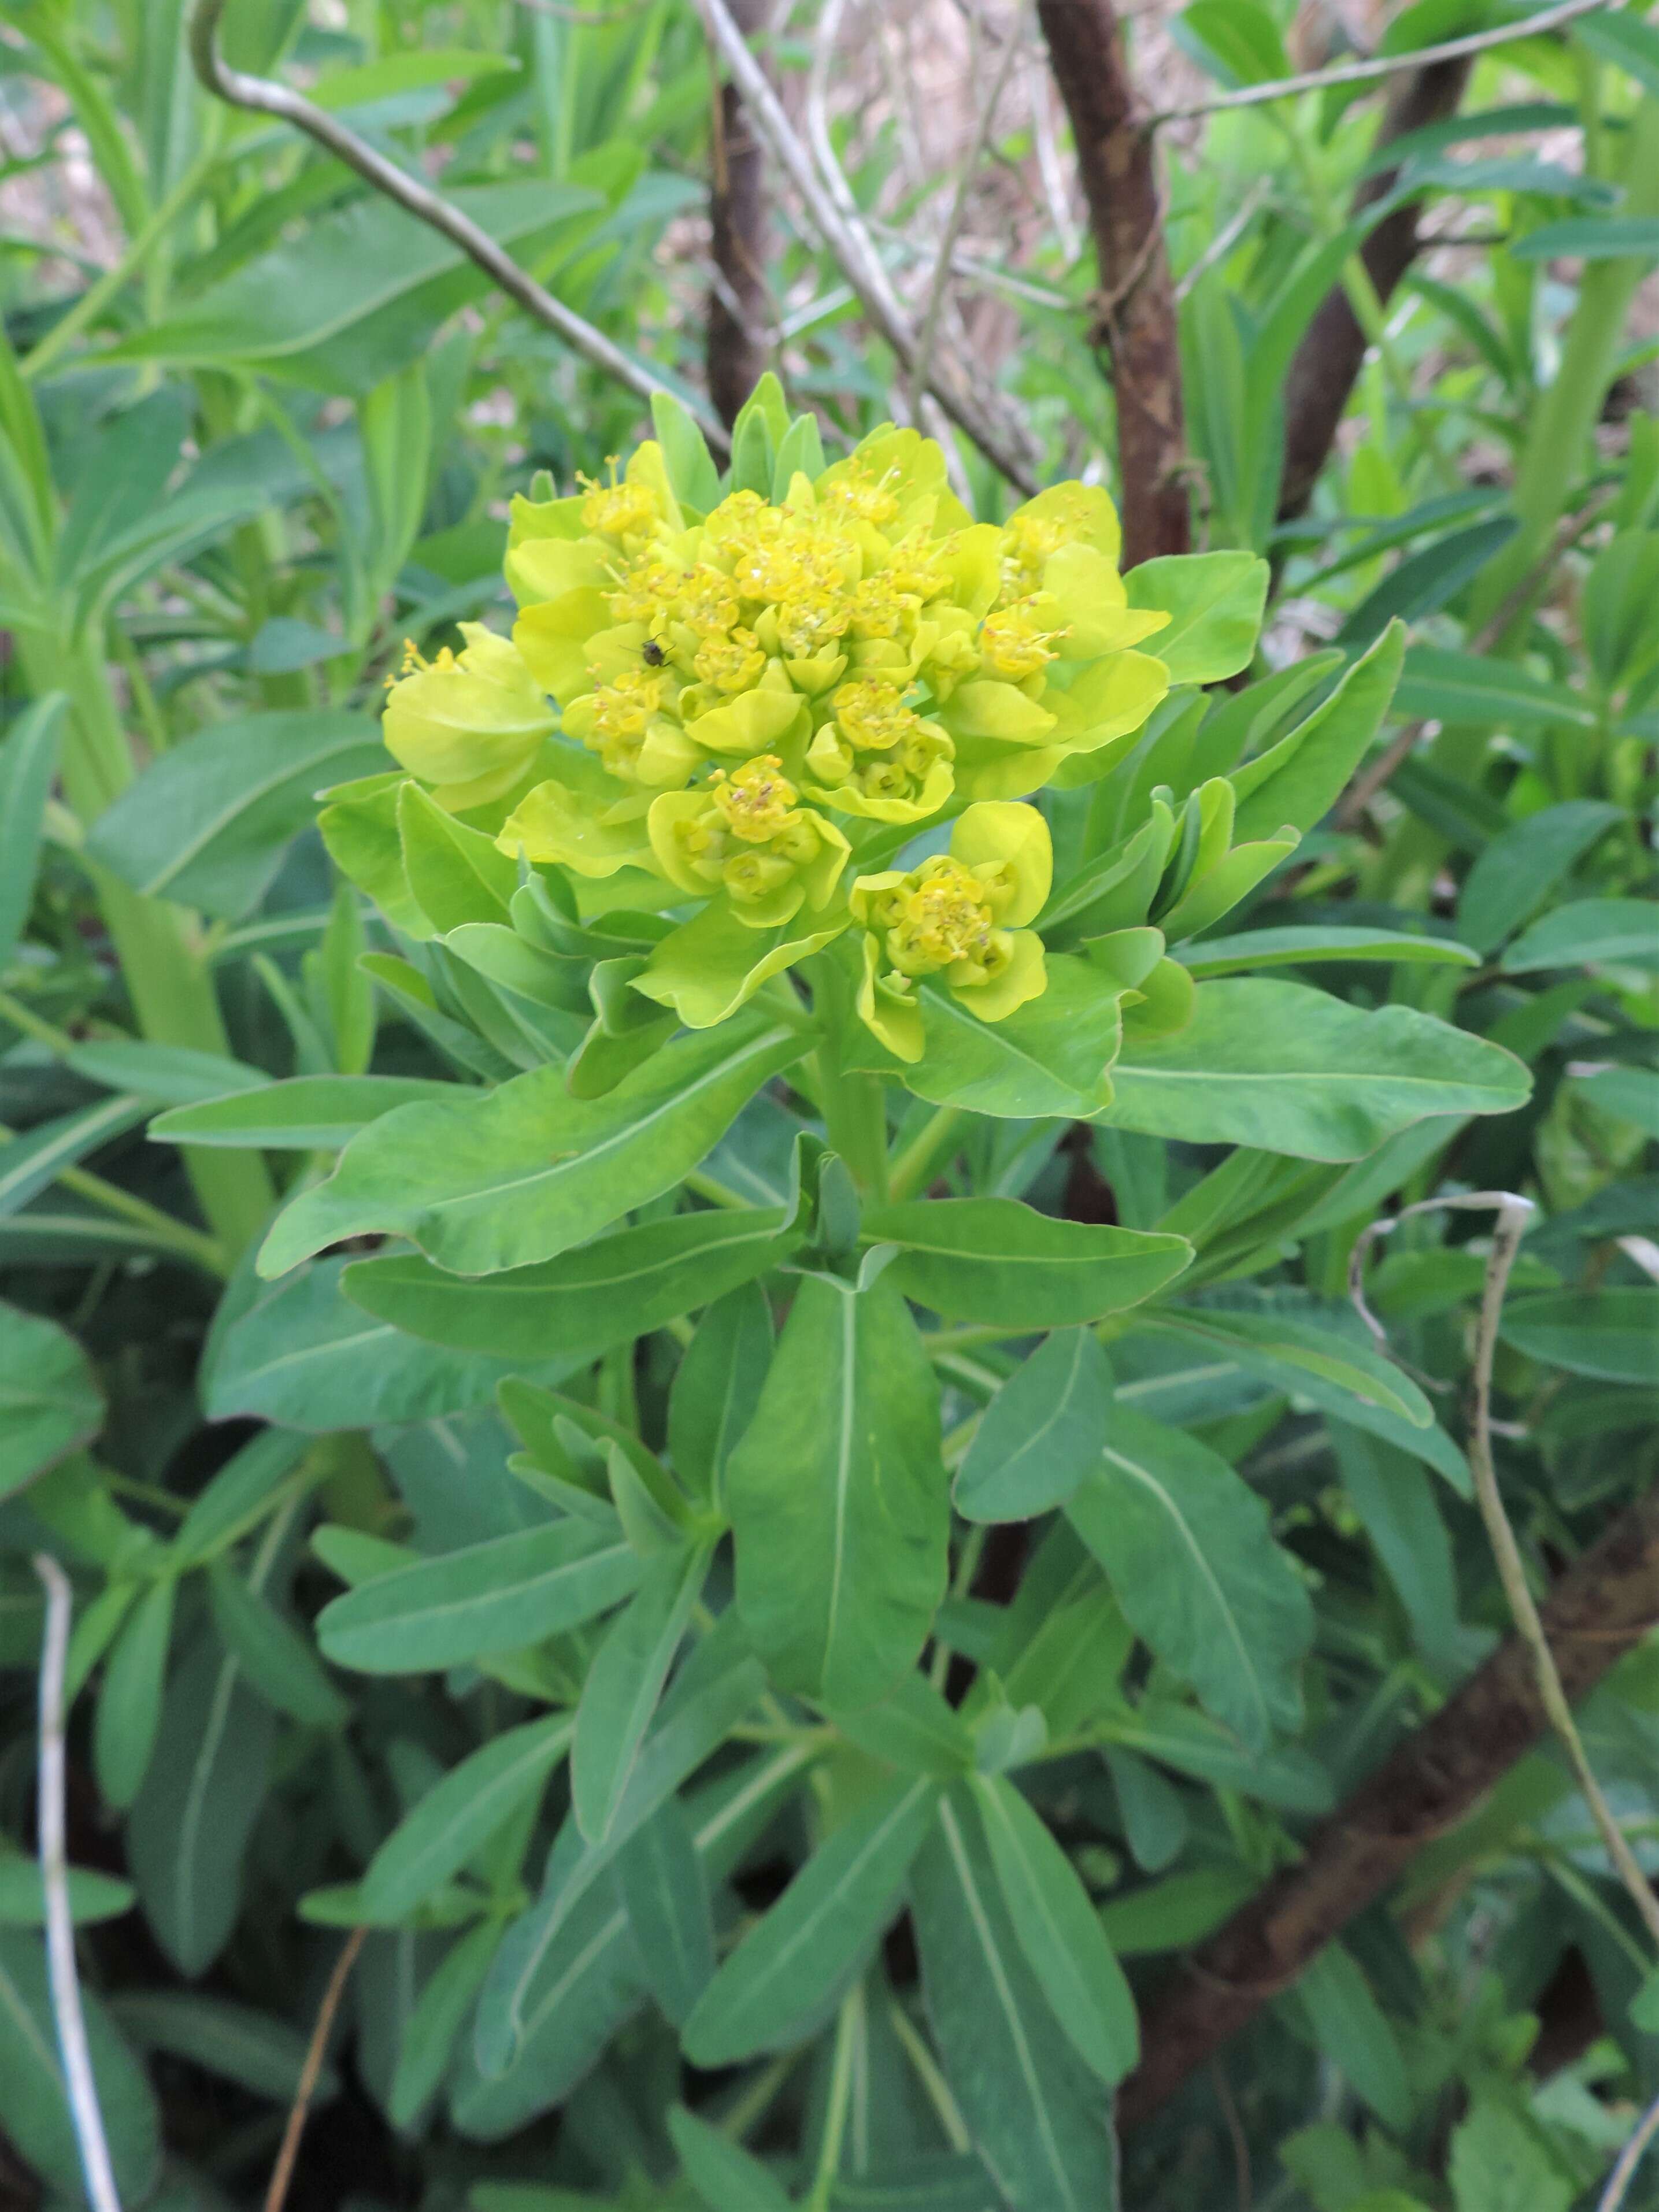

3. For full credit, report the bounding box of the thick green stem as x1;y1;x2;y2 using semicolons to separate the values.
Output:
1379;97;1659;898
13;628;274;1254
1469;97;1659;642
808;955;890;1199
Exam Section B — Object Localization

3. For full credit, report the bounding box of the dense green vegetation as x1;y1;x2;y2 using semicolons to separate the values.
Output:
1;3;1658;2210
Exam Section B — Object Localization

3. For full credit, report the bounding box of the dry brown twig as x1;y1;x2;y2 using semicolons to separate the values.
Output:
699;0;1040;492
1350;1191;1659;1958
1147;0;1608;127
1601;2089;1659;2212
186;0;731;451
262;1925;368;2212
35;1554;123;2212
911;1;1031;423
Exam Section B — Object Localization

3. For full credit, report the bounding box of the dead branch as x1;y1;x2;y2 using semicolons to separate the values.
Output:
1035;0;1190;564
707;0;773;427
1120;1479;1659;2126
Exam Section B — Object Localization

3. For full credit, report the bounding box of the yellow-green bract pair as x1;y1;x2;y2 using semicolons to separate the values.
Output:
379;424;1175;1053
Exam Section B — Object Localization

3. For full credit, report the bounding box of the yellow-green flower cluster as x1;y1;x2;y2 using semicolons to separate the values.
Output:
378;424;1176;1042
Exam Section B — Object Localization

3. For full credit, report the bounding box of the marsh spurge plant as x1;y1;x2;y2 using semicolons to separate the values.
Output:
155;385;1531;2204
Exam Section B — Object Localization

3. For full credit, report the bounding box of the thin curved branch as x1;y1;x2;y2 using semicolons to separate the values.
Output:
697;0;1041;493
1351;1192;1659;1957
1147;0;1607;127
186;0;729;452
912;2;1030;422
35;1555;122;2212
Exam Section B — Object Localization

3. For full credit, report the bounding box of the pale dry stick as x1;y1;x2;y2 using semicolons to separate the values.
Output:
697;0;1040;491
34;1555;121;2212
1600;2088;1659;2212
911;0;1031;423
1350;1192;1659;1957
185;0;729;451
1147;0;1609;127
263;1924;368;2212
802;0;1023;493
1025;50;1081;264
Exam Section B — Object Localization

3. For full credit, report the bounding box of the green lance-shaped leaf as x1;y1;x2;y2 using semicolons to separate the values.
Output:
1067;1402;1314;1750
68;1041;272;1108
682;1774;940;2065
668;1282;775;1506
1228;620;1404;839
616;1799;717;2029
172;1428;312;1568
92;1576;177;1810
0;1096;151;1222
728;1270;947;1711
206;1562;351;1728
110;1991;336;2105
1501;1290;1659;1385
0;693;65;974
1139;1304;1432;1427
317;1521;643;1674
971;1773;1139;2085
343;1207;799;1363
128;1629;277;1976
0;1299;104;1498
572;1539;713;1844
467;1744;798;2120
1291;1944;1412;2132
258;1014;807;1279
1393;644;1596;732
206;1259;586;1432
668;2104;792;2212
364;1713;574;1923
1175;924;1478;976
955;1329;1116;1522
389;1920;502;2132
106;178;608;390
0;1931;161;2207
864;1198;1191;1329
1106;979;1530;1160
152;1074;462;1151
1500;898;1659;975
911;1787;1120;2212
0;1858;134;1928
82;710;384;920
1456;802;1621;954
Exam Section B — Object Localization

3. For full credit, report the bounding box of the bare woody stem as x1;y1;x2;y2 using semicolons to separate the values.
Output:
1036;0;1190;565
1350;1192;1659;1957
706;0;773;428
1146;0;1606;127
263;1925;368;2212
695;0;1040;494
185;0;729;451
34;1555;123;2212
1120;1476;1659;2125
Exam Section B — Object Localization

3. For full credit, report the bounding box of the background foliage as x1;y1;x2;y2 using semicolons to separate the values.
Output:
1;3;1658;2211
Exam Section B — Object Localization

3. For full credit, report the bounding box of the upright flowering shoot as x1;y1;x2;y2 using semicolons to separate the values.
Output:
361;387;1283;1109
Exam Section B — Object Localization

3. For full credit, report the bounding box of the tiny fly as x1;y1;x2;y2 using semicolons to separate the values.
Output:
642;638;666;666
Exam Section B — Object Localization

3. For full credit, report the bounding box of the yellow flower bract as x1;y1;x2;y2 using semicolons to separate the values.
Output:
379;421;1175;1040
